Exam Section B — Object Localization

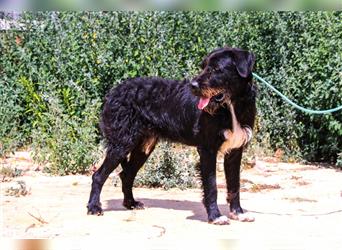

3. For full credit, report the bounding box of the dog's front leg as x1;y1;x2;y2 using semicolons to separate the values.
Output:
224;149;255;222
198;147;229;225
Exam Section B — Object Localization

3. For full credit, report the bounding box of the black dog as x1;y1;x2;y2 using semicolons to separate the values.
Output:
87;47;257;225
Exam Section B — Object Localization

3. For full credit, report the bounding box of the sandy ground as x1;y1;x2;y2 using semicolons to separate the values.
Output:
1;152;342;249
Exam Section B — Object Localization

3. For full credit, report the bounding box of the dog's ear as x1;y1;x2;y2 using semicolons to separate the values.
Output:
231;49;255;78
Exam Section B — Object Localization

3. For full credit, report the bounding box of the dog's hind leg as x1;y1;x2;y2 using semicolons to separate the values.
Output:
120;137;158;209
87;145;132;215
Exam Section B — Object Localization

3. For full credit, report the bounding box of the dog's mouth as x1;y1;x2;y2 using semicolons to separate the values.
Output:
197;93;228;110
198;97;211;110
191;82;228;110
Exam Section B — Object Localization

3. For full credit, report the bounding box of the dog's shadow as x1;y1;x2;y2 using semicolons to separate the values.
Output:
103;198;230;222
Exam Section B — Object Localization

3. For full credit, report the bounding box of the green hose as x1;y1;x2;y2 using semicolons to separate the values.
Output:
252;73;342;115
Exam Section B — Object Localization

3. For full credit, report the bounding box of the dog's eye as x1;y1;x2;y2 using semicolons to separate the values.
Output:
214;93;225;102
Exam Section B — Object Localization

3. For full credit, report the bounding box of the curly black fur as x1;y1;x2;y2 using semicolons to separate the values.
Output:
87;47;257;224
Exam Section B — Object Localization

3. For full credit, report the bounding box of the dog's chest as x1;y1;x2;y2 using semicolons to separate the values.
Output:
219;103;251;154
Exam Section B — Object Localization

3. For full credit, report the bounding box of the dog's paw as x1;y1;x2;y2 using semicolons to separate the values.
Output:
228;212;254;222
87;203;104;216
123;200;145;210
209;215;230;225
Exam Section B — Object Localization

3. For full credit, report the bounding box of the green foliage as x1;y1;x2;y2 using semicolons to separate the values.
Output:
134;142;200;189
337;153;342;168
0;82;24;156
31;95;101;175
0;11;341;178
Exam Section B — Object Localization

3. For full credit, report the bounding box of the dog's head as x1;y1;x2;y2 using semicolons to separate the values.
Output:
191;47;255;111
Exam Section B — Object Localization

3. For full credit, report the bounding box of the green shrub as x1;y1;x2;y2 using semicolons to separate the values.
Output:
0;82;24;156
134;142;200;189
1;11;341;177
31;94;101;175
337;153;342;168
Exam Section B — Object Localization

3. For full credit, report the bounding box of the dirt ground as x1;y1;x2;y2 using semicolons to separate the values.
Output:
1;152;342;249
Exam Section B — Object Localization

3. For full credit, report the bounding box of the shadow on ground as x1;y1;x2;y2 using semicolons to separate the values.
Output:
103;198;230;222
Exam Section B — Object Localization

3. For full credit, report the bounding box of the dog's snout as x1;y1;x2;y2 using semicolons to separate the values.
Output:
191;81;199;89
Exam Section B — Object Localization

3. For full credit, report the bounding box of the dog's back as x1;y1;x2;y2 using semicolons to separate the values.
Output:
100;77;201;145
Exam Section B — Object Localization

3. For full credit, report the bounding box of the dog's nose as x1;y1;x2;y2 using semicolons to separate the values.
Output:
190;81;199;89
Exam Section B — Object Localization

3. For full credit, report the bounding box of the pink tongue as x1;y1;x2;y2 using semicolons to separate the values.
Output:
198;97;210;110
